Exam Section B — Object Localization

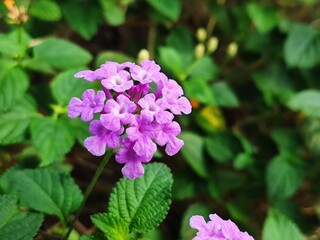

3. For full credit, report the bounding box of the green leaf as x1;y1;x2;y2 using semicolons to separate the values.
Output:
0;67;29;112
271;128;301;153
146;0;181;21
0;95;37;145
29;0;62;21
210;170;246;196
302;118;320;157
179;132;208;178
180;203;211;240
109;163;173;233
233;134;255;169
95;51;135;68
262;209;304;240
0;34;24;57
22;58;55;74
13;168;83;224
80;233;107;240
91;213;130;240
212;82;239;107
67;118;90;145
172;173;196;200
8;29;31;48
226;202;250;222
233;153;254;170
209;4;233;34
158;47;184;78
253;62;295;106
51;69;92;106
271;199;302;227
266;155;303;202
99;0;126;26
0;167;20;194
62;2;102;40
245;31;273;53
31;117;75;166
284;24;320;68
246;3;278;33
33;38;92;71
205;132;242;163
0;195;43;240
141;229;165;240
188;56;219;82
183;78;215;104
0;59;16;78
166;27;194;66
287;90;320;118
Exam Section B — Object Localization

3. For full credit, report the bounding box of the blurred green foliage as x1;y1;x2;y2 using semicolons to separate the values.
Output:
1;0;320;239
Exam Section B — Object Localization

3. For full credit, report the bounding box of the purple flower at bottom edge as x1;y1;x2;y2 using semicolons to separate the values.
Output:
190;214;255;240
190;216;216;239
67;89;105;121
115;139;152;178
84;120;123;156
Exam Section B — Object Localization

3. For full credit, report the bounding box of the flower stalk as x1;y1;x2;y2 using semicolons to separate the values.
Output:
64;150;114;240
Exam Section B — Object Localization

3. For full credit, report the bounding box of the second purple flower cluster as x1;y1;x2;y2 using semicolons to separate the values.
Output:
67;60;192;178
190;214;254;240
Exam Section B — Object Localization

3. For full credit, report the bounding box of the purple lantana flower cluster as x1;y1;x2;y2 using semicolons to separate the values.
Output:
190;214;254;240
67;60;192;178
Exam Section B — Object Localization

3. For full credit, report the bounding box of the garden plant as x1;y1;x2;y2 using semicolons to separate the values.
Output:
1;0;320;239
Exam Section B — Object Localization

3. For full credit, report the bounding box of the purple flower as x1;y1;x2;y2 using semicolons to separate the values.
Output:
160;95;192;115
126;116;160;158
74;70;99;82
162;79;184;98
138;93;173;124
115;139;152;178
190;214;254;240
68;60;192;178
190;216;216;239
84;120;123;156
128;83;152;103
67;89;105;121
159;80;192;115
99;61;134;72
154;72;169;99
100;94;136;131
130;60;161;84
100;62;133;92
156;121;183;156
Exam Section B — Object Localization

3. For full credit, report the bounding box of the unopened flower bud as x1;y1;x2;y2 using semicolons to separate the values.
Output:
137;49;150;62
207;37;219;53
196;28;207;42
227;42;238;58
194;43;205;59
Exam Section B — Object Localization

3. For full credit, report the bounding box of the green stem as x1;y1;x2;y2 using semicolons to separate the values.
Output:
17;25;22;45
64;150;114;240
147;24;156;60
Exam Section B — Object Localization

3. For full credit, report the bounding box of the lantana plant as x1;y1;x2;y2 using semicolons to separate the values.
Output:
65;60;256;240
66;60;192;239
